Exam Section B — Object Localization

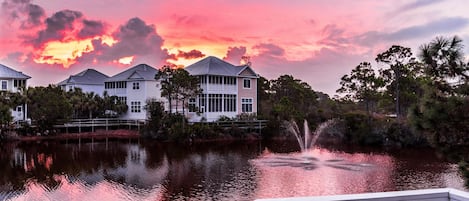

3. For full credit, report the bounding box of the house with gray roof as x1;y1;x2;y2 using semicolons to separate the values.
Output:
104;64;164;120
184;56;259;122
0;64;31;121
58;69;109;95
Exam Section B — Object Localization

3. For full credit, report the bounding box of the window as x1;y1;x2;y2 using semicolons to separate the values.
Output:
1;80;7;90
131;101;141;113
16;106;22;112
117;96;127;104
133;82;140;90
198;95;206;113
224;77;236;85
208;94;222;112
188;98;197;112
13;80;18;87
199;76;207;84
209;76;222;84
223;94;236;112
105;82;116;89
242;98;253;113
243;79;251;89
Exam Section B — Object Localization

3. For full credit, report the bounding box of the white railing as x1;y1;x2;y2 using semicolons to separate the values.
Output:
55;118;146;132
256;188;469;201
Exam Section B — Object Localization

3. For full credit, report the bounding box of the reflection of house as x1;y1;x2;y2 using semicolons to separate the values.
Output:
105;64;163;120
184;56;259;122
0;64;31;121
58;69;109;95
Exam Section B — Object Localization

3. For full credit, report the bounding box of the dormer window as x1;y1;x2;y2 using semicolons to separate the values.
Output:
133;82;140;90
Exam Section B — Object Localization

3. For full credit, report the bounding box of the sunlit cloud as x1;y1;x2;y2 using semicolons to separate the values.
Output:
117;56;134;65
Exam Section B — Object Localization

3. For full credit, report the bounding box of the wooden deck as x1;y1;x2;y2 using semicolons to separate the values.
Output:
256;188;469;201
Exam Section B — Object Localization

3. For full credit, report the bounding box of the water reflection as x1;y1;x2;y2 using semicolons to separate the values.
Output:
0;140;466;200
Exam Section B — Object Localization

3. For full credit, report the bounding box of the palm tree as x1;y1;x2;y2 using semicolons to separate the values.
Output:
419;36;469;94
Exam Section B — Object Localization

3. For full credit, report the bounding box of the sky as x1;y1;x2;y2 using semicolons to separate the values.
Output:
1;0;469;95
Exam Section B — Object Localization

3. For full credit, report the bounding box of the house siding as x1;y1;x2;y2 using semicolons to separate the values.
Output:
237;77;257;115
0;74;30;121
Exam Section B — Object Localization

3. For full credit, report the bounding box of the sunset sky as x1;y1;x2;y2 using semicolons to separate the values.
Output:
1;0;468;95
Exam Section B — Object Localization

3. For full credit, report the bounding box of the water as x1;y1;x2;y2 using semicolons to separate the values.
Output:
285;119;334;151
0;140;466;201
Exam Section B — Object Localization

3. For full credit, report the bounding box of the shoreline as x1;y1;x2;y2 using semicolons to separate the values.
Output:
7;129;140;142
3;129;263;143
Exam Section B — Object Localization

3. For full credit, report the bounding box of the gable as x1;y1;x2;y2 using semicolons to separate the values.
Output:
238;67;257;77
128;71;143;79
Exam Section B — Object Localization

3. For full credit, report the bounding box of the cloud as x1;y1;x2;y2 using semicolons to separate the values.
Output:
223;46;247;65
78;17;169;67
78;19;107;39
28;9;83;47
253;43;285;57
355;17;469;46
250;46;368;95
176;49;205;59
395;0;443;13
1;0;46;29
318;24;350;49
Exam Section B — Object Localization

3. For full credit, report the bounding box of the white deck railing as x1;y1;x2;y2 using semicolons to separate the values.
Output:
256;188;469;201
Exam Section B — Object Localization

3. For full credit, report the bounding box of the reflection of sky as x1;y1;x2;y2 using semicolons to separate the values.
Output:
1;142;467;200
252;147;466;199
11;175;165;201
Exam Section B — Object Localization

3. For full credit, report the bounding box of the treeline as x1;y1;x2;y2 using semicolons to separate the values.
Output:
0;86;127;134
336;35;469;147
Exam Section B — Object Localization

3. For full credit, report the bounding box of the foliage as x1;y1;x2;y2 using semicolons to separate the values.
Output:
141;99;166;139
337;62;384;114
155;65;202;114
101;91;128;117
270;75;319;122
27;85;72;131
408;35;469;146
376;45;422;118
419;36;469;94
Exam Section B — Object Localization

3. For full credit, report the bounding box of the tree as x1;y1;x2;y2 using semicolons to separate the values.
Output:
172;68;202;114
0;91;26;125
337;62;383;115
27;85;72;131
257;76;272;117
409;36;469;145
419;35;469;95
376;45;421;118
141;98;166;139
270;75;318;122
155;65;176;113
155;65;201;114
102;91;128;117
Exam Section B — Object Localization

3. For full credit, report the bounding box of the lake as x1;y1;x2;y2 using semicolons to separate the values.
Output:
0;140;466;200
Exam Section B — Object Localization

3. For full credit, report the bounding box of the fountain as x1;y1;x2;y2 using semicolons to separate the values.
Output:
285;119;335;152
252;119;373;171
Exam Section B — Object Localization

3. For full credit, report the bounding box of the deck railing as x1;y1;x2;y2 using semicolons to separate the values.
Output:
256;188;469;201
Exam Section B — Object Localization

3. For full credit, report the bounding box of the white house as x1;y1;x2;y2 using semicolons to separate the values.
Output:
0;64;31;121
104;64;163;120
184;56;259;122
58;69;109;95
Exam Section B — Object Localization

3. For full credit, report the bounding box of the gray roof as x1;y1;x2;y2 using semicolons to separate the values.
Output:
185;56;257;77
58;69;109;86
106;64;157;82
0;64;31;79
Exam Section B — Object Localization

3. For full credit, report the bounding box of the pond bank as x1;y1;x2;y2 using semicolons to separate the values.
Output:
7;129;140;142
